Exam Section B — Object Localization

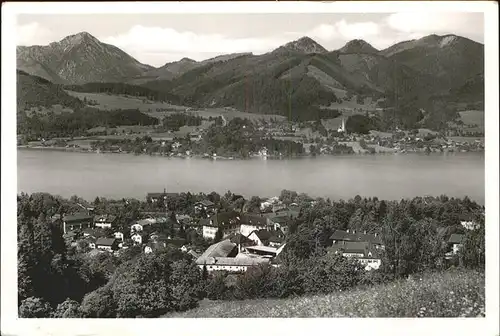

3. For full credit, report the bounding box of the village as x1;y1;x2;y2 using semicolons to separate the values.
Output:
20;110;484;159
53;191;480;274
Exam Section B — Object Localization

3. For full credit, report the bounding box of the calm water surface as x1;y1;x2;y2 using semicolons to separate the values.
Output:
17;149;485;204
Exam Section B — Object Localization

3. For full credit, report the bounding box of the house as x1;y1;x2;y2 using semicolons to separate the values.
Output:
95;237;119;251
131;232;147;245
187;250;200;260
240;213;270;236
196;240;269;272
266;215;292;235
199;211;241;239
328;241;382;271
94;214;117;228
194;200;216;216
329;229;384;250
268;230;285;247
460;214;479;231
197;255;270;273
247;229;273;246
229;233;255;252
245;244;287;259
144;241;167;254
447;234;465;255
130;223;144;234
114;232;124;241
195;239;238;265
53;212;94;234
189;133;202;141
146;189;178;203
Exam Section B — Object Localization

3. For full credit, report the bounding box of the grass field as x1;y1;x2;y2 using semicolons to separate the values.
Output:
459;110;485;127
167;269;484;318
65;91;285;122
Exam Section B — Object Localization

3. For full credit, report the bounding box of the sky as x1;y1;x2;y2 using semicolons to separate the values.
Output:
17;12;484;67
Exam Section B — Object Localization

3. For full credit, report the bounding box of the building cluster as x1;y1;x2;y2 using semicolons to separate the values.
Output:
53;194;481;273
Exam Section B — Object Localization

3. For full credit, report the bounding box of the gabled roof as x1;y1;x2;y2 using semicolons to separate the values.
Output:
59;212;93;223
196;239;238;264
199;211;240;228
241;213;268;227
328;241;381;259
249;229;273;242
196;200;215;207
330;230;383;245
165;238;186;247
448;234;464;244
96;237;117;246
94;214;117;222
229;233;254;245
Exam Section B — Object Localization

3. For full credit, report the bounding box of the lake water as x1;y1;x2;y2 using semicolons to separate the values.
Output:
17;149;485;204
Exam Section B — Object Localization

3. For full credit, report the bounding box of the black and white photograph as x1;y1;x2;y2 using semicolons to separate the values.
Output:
1;1;499;336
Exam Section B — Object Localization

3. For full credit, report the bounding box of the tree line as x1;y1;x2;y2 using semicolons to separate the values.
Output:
18;107;159;140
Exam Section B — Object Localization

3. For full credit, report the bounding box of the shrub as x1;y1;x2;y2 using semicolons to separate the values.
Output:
53;298;82;318
18;297;53;318
80;285;117;318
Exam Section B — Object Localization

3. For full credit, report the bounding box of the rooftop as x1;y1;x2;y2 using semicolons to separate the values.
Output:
199;255;270;266
196;239;238;264
330;230;383;245
448;233;465;244
246;245;279;254
198;211;241;228
96;237;117;246
241;213;268;227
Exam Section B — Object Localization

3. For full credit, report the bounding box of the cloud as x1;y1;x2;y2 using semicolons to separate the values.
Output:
335;20;381;40
386;12;478;37
17;22;54;46
100;25;289;65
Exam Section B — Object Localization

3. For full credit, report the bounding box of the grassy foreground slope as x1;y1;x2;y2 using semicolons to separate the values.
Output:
167;269;484;318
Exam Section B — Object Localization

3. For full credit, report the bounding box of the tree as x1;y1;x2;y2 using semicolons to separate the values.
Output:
80;285;117;318
169;260;204;311
18;297;53;318
53;298;82;318
109;252;177;318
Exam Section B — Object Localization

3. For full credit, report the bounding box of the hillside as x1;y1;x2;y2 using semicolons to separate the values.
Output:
63;82;181;105
129;53;254;84
17;32;153;84
141;50;343;121
16;32;484;125
379;34;484;96
167;269;484;318
17;70;84;110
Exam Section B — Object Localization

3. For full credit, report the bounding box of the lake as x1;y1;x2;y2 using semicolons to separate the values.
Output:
17;149;485;204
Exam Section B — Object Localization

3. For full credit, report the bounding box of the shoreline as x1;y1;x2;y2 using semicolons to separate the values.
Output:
17;145;485;160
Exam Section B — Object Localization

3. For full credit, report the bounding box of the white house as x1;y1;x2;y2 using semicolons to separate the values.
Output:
239;214;270;237
460;214;479;231
131;233;143;245
200;211;240;239
447;234;465;255
114;232;124;241
95;238;118;251
93;214;117;229
130;223;144;234
328;241;382;271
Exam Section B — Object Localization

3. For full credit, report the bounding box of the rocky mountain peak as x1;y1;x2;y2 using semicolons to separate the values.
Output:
282;36;328;54
339;39;379;54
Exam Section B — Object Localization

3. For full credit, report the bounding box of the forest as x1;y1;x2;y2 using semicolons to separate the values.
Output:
17;107;159;140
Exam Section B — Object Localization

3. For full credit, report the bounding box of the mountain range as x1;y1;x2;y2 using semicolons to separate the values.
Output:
17;31;484;121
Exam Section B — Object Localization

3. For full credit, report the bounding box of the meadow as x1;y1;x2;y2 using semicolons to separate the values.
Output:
167;269;485;318
64;90;286;122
